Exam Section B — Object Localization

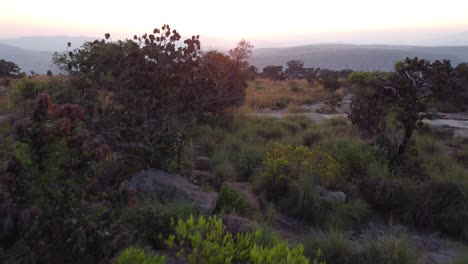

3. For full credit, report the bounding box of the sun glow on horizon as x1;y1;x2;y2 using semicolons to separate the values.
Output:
1;0;467;41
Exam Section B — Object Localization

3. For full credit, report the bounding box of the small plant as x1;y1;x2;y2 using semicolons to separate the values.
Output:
122;198;197;247
216;186;252;216
304;230;354;264
117;247;166;264
360;233;422;264
165;215;311;264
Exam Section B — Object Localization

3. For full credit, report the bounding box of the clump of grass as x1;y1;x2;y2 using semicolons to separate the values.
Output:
286;103;309;113
245;78;326;109
121;198;197;247
304;230;355;264
322;138;378;183
360;233;422;264
215;186;252;216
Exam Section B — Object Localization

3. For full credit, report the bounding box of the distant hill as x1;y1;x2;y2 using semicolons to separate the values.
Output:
249;44;468;71
0;43;54;74
0;35;95;52
2;38;468;74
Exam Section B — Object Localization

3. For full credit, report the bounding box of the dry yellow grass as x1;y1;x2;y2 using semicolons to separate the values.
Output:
245;78;326;109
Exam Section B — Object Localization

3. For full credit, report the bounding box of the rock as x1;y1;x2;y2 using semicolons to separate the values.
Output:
193;156;212;170
0;84;7;93
318;186;347;203
192;169;218;185
431;125;455;139
130;169;218;214
221;214;255;234
222;182;260;210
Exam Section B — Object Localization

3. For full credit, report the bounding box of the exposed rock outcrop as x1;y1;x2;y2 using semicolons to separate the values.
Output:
130;169;218;214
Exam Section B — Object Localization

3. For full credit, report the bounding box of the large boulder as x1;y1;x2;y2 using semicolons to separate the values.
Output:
130;169;218;214
193;156;212;170
222;182;260;210
192;169;218;186
318;186;347;203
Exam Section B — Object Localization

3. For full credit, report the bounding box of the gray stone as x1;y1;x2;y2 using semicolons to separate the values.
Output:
318;186;347;203
193;156;212;170
192;169;217;185
130;169;218;214
0;84;7;93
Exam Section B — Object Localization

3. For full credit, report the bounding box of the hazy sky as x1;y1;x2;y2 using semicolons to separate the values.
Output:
1;0;468;46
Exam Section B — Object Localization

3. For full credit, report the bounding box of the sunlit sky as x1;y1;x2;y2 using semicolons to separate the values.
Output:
1;0;468;46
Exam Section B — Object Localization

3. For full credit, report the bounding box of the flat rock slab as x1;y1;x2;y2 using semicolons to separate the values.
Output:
130;169;218;214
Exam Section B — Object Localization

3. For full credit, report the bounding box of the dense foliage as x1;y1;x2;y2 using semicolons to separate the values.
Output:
0;59;23;78
164;215;311;264
54;26;251;168
0;94;131;263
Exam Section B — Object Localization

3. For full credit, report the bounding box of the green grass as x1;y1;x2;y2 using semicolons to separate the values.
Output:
360;233;422;264
304;230;354;264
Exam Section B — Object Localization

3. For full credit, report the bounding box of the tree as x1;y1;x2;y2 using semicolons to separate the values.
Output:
262;65;284;80
285;60;305;79
53;25;248;168
198;50;249;113
0;59;22;78
1;94;129;263
228;39;254;67
46;70;53;76
348;58;434;162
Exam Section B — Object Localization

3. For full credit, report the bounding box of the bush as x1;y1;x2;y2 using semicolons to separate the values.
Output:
121;198;197;247
360;233;421;264
254;143;368;228
320;199;370;230
117;247;166;264
304;230;355;264
302;129;323;147
322;138;377;183
0;94;126;263
164;215;310;264
257;124;287;139
215;186;252;216
54;26;250;168
237;144;266;180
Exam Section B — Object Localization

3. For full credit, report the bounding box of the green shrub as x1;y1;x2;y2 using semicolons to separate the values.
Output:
257;144;342;194
304;230;354;264
117;247;166;264
122;199;197;246
275;119;303;134
213;159;238;181
165;215;311;264
452;255;468;264
320;199;370;230
302;129;323;147
360;233;421;264
1;94;123;263
216;186;252;216
237;144;266;180
257;124;287;139
322;138;377;182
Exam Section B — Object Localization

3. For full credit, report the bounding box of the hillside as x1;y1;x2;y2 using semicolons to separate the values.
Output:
0;43;54;74
249;44;468;71
0;35;95;52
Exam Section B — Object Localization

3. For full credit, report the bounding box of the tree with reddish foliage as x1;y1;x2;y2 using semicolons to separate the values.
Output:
53;25;250;168
0;93;132;263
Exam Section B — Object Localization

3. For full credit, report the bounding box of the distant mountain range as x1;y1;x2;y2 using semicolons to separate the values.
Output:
0;35;95;52
0;43;54;74
1;36;468;74
249;44;468;71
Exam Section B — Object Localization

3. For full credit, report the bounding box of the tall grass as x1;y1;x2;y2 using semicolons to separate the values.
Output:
245;78;326;109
